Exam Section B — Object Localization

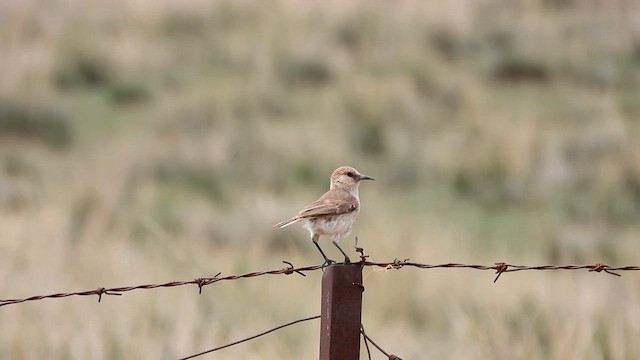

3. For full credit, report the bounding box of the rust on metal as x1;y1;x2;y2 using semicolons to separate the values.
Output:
320;264;364;360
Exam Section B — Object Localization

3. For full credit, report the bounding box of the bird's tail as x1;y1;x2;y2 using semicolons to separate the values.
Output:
273;218;300;229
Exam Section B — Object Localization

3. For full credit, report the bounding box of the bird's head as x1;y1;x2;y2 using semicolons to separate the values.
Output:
329;166;375;191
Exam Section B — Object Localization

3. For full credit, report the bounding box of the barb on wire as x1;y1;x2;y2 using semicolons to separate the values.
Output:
360;323;402;360
2;259;639;307
354;236;369;263
589;262;621;276
95;287;122;302
360;260;638;282
0;261;324;307
494;262;508;283
282;261;306;277
179;315;320;360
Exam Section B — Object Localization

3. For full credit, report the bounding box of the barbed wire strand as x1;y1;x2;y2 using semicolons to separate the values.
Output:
1;256;638;359
178;315;320;360
362;260;635;283
0;261;323;307
2;260;638;307
361;324;372;360
360;323;402;360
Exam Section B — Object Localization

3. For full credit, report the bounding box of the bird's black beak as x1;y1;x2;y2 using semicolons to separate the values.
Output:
358;174;375;181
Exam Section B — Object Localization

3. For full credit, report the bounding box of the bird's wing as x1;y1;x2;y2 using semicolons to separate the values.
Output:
296;190;358;219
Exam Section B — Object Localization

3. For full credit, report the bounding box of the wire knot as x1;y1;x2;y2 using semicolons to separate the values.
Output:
95;287;121;302
591;263;606;272
195;273;222;294
386;258;406;270
194;278;207;294
589;263;621;277
493;262;508;283
282;261;306;277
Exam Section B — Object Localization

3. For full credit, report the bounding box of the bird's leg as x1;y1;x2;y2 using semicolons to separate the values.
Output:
312;234;334;266
332;239;351;264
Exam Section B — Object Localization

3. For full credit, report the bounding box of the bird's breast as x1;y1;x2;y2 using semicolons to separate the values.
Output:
304;211;359;237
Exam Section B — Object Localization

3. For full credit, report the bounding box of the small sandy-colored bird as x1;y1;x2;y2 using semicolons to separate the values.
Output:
274;166;374;264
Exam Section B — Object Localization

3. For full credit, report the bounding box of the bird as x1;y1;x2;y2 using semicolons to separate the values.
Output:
274;166;374;264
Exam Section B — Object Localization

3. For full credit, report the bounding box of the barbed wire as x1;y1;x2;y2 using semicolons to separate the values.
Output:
179;315;320;360
362;260;638;282
361;323;402;360
2;255;639;359
1;259;638;308
0;261;322;307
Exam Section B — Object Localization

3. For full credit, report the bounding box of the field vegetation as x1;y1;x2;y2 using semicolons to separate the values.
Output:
1;0;640;358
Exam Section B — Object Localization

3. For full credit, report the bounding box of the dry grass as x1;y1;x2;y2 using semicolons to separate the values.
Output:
1;0;640;358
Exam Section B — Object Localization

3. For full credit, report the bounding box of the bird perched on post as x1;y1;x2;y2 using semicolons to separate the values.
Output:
274;166;374;264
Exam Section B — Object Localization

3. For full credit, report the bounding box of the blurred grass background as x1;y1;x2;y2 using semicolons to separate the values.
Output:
1;0;640;358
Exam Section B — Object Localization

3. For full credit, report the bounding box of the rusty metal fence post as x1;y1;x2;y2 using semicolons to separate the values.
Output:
319;264;364;360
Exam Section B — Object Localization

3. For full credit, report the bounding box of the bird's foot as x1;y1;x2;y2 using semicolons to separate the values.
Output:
322;258;336;267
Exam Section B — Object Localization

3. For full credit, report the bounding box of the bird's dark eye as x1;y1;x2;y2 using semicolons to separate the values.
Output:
346;171;354;178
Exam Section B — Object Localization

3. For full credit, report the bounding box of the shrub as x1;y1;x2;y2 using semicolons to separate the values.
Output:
0;100;73;149
54;51;114;89
492;56;550;83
